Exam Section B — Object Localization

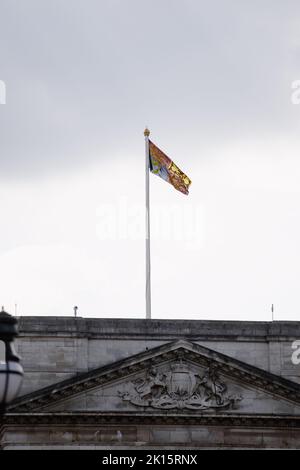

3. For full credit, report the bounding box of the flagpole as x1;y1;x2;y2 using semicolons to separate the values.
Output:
144;127;151;319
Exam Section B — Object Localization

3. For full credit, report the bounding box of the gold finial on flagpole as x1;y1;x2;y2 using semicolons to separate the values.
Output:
144;127;150;137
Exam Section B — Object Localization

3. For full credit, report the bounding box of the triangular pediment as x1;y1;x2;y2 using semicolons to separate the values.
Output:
9;340;300;417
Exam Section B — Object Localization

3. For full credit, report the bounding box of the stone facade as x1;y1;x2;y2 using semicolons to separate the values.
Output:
1;317;300;449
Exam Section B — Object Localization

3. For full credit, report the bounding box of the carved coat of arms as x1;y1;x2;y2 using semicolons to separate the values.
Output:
120;363;242;410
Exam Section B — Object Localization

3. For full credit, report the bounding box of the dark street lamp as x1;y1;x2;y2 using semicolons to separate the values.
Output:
0;308;23;414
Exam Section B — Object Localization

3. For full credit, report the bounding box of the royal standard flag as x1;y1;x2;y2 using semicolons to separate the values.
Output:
149;140;192;195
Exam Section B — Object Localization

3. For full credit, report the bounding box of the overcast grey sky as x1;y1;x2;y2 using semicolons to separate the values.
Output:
1;0;300;320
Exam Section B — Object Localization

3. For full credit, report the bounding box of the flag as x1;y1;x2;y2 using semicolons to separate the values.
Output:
149;140;192;195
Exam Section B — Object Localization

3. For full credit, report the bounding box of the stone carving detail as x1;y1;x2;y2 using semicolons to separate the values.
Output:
120;362;242;410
